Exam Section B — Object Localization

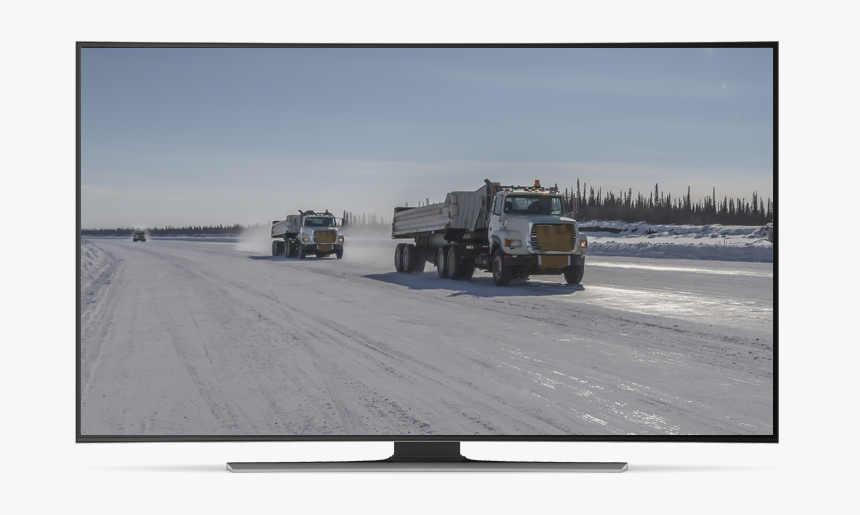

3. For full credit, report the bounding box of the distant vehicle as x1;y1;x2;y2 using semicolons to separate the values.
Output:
271;210;344;259
391;179;588;286
766;222;774;243
132;231;146;242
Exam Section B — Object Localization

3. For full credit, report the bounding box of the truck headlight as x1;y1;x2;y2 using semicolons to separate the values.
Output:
338;236;344;243
505;239;522;248
580;241;588;248
301;237;309;242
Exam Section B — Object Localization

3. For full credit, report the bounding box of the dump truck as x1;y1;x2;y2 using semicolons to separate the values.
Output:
391;179;588;286
271;210;344;259
132;231;146;242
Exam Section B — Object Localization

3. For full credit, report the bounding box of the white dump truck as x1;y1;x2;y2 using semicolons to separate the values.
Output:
271;210;344;259
391;179;588;286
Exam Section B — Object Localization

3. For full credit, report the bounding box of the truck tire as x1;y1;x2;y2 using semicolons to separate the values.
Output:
447;246;463;280
335;249;343;259
299;245;307;259
492;249;512;286
394;243;407;272
563;264;584;285
436;246;449;278
403;244;419;273
285;241;293;258
272;241;278;256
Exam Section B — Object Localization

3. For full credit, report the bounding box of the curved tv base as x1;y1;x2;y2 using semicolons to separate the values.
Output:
227;442;627;473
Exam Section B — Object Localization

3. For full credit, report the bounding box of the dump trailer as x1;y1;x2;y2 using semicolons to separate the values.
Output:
271;210;344;259
391;179;588;286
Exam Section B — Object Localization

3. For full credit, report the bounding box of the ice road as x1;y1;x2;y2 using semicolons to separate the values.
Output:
80;237;773;436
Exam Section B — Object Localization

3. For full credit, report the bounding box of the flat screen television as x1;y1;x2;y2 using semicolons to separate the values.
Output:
77;42;776;471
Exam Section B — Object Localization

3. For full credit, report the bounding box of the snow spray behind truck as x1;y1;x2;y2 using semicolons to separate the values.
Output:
391;179;588;286
271;210;344;259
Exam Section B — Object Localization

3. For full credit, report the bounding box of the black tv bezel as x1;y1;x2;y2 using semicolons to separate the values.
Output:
76;41;777;444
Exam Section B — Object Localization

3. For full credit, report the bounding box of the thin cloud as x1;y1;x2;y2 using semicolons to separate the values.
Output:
440;70;750;98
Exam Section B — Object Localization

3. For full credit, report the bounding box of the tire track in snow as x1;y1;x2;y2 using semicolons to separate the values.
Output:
152;266;259;433
268;288;366;434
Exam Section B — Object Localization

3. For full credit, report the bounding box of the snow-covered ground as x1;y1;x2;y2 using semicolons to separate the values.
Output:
581;221;773;262
80;236;773;437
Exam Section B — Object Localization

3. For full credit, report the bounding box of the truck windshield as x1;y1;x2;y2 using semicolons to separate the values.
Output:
503;195;563;216
304;217;336;227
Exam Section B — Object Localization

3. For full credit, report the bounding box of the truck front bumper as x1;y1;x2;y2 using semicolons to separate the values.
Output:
478;253;584;268
303;243;344;252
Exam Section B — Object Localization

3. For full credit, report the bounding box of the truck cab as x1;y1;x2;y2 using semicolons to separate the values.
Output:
485;181;587;285
297;212;344;258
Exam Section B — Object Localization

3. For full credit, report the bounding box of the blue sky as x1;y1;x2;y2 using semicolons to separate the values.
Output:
81;47;773;228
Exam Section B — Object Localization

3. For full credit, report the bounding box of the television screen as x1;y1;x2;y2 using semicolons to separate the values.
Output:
78;44;774;447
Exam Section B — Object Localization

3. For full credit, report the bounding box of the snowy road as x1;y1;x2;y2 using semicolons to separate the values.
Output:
80;236;773;436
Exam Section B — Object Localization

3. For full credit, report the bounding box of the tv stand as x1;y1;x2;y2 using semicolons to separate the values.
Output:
227;442;627;472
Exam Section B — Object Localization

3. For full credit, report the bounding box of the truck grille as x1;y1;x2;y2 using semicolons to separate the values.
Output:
531;224;575;252
314;231;336;244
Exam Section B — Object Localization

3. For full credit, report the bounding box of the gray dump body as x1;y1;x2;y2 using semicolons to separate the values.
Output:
271;214;303;238
392;186;489;238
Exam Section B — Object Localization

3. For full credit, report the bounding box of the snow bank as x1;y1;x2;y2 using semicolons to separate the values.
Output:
581;221;773;263
80;239;117;292
586;241;773;262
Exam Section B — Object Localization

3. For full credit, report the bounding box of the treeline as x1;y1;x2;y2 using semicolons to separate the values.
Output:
82;223;255;236
560;180;774;225
341;211;388;229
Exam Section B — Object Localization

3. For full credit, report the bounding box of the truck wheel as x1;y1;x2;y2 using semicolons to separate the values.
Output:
394;243;407;272
564;264;584;284
335;249;343;259
492;249;512;286
447;246;463;280
299;246;307;259
272;241;278;256
436;246;449;278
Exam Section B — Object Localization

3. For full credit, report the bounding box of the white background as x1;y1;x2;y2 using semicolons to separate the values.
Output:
2;1;856;513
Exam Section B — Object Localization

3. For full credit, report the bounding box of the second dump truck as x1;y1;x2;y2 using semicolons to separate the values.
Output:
271;210;344;259
392;179;588;286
